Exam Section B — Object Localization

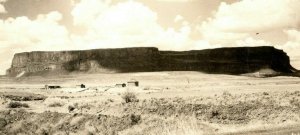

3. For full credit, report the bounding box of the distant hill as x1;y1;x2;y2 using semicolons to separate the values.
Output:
6;46;298;77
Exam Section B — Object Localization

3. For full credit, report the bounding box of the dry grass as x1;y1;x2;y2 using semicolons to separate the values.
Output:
157;117;204;135
48;102;64;107
7;102;29;108
119;115;205;135
3;90;300;135
130;114;141;125
121;91;138;103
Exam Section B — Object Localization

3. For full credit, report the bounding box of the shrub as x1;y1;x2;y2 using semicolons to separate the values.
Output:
0;118;7;129
143;87;150;90
60;96;69;99
107;99;114;102
263;92;269;95
121;91;138;103
130;114;141;125
222;91;232;97
79;103;93;110
48;102;64;107
290;98;300;108
68;105;76;112
7;102;29;108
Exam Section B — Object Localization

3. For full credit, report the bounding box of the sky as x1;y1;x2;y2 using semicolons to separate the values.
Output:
0;0;300;75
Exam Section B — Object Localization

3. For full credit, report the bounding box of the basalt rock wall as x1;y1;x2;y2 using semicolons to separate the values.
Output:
6;46;297;76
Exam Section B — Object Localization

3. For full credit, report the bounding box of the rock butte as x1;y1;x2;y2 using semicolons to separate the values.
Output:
6;46;298;77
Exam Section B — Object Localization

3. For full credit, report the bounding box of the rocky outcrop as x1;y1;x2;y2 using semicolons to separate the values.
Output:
6;46;298;77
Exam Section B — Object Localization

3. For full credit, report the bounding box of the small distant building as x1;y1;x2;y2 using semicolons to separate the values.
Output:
116;83;126;88
46;85;61;89
75;84;86;88
127;81;139;87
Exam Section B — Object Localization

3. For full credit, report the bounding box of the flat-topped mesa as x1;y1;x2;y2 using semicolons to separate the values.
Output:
7;47;160;76
6;46;297;77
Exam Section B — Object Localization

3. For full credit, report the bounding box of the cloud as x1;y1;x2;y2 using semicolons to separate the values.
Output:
0;11;71;74
281;29;300;68
71;0;160;49
198;0;300;68
208;0;300;32
200;20;249;45
71;0;110;26
235;37;272;47
70;0;204;51
199;0;300;45
0;4;5;13
281;29;300;55
8;0;300;74
284;29;300;41
1;0;211;75
174;15;183;23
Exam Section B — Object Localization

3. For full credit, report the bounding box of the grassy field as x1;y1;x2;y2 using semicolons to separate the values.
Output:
0;71;300;134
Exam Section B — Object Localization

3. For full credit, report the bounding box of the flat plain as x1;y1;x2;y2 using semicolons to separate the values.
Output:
0;71;300;135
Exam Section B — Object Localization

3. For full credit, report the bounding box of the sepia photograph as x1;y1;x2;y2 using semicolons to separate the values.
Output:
0;0;300;134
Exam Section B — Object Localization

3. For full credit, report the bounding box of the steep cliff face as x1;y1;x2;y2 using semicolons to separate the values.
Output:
7;47;160;76
158;46;297;74
6;46;297;77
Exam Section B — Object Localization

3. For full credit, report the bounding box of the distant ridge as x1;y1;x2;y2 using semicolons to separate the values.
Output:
6;46;298;77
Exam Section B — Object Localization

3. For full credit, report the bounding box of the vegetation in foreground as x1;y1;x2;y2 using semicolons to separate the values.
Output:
0;91;300;135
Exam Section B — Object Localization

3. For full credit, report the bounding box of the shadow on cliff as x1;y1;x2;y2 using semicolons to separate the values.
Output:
7;46;299;77
60;46;298;77
61;47;160;73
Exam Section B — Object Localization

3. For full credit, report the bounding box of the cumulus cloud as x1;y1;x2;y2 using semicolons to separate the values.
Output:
0;0;7;13
70;0;203;50
1;0;211;74
200;21;249;45
235;37;272;47
281;29;300;55
207;0;300;32
71;0;110;26
174;15;184;23
0;11;71;74
0;4;5;13
196;0;300;68
200;0;300;45
71;0;161;49
3;0;299;74
280;29;300;68
0;11;69;51
284;29;300;42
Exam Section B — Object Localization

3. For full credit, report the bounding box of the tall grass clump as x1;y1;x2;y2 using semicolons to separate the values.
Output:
121;91;138;103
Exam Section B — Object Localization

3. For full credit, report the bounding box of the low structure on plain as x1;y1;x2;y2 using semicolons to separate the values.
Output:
45;85;61;89
127;81;139;87
116;83;126;88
